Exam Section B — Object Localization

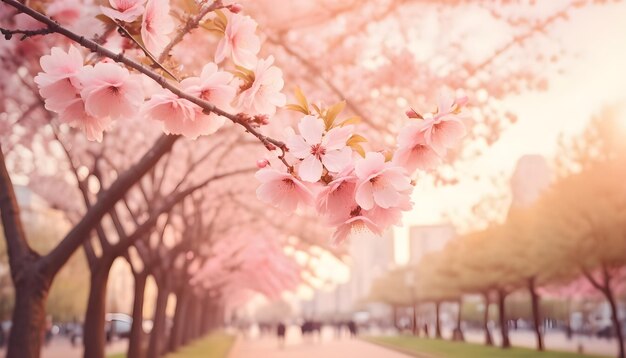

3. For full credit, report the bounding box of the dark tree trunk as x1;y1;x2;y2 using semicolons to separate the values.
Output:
7;266;49;358
435;302;442;339
83;258;114;358
497;290;510;349
1;147;50;358
128;272;148;358
483;292;493;346
168;287;189;352
412;302;418;336
147;279;170;358
453;299;465;341
528;277;544;351
604;285;625;358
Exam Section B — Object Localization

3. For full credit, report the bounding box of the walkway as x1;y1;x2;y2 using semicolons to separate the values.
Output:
229;326;410;358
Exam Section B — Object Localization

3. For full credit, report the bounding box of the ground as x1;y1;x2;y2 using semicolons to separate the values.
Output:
366;336;608;358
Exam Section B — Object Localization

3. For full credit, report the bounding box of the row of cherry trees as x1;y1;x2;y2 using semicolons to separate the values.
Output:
0;0;612;357
370;114;626;358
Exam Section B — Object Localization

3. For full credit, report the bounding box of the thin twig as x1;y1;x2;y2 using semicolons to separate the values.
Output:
113;19;180;81
0;26;54;40
158;0;224;63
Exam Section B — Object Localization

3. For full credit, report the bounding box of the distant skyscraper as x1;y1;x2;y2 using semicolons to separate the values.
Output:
408;224;457;264
510;155;551;208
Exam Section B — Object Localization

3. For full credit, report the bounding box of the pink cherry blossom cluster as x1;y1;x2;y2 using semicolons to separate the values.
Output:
256;94;469;244
33;4;286;141
34;46;143;141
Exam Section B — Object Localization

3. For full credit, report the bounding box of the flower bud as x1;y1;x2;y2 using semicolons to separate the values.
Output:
405;108;423;119
227;3;243;13
256;159;270;168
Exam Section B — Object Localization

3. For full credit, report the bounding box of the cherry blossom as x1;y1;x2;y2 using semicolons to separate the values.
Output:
332;215;381;245
47;0;82;25
179;63;236;137
419;94;468;156
214;12;260;67
141;91;199;137
316;171;358;225
354;152;412;210
33;45;84;112
141;0;174;55
393;122;441;173
236;56;286;116
287;115;353;182
78;62;144;119
59;98;112;142
100;0;146;22
255;167;315;213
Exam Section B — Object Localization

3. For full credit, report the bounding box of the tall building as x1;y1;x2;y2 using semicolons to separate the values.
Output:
300;230;395;318
408;223;457;264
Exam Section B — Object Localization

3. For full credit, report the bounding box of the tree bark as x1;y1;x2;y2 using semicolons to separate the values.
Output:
1;146;49;358
604;285;625;358
435;301;442;339
128;272;148;358
82;258;114;358
412;302;418;336
497;289;510;349
483;292;493;346
528;277;544;351
453;298;465;341
168;287;189;352
147;278;170;358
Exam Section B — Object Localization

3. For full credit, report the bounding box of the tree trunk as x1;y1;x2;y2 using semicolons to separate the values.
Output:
412;302;418;336
483;292;493;346
604;285;625;358
454;298;465;341
83;258;114;358
528;277;544;351
497;290;510;349
1;146;50;358
435;302;442;339
147;279;169;358
128;272;148;358
168;287;188;352
7;267;49;358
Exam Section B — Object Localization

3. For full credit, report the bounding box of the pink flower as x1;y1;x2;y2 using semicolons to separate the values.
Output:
236;56;286;116
34;46;84;111
100;0;146;22
142;91;199;137
354;152;412;210
255;168;315;214
418;94;467;156
316;172;358;225
287;115;353;182
178;62;236;137
47;0;82;25
79;62;144;119
332;216;381;245
393;123;441;173
215;13;260;67
59;98;112;142
141;0;174;55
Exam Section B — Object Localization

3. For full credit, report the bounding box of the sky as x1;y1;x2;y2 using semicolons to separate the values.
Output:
394;1;626;264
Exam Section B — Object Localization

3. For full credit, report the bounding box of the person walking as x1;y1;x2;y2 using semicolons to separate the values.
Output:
277;322;286;348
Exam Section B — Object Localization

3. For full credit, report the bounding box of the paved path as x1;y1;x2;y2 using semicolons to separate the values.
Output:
230;326;410;358
0;336;127;358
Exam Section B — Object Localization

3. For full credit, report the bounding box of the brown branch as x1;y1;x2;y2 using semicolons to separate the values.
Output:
0;26;54;40
158;0;224;63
